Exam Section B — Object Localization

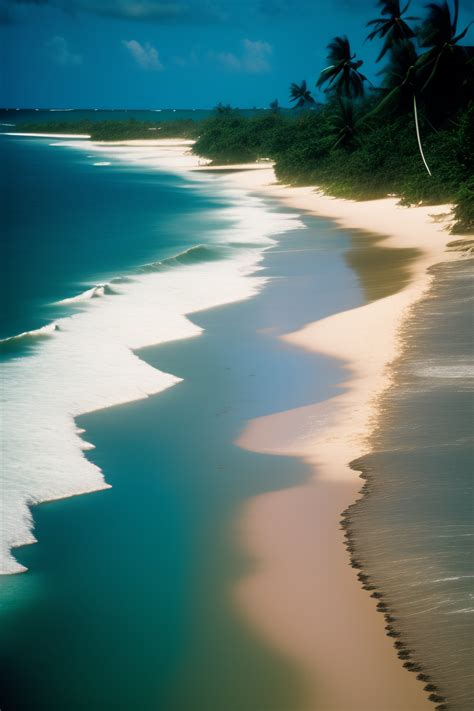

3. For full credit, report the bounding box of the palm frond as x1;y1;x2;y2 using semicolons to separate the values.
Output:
327;36;352;63
317;36;367;98
366;0;418;61
418;1;453;47
289;80;316;107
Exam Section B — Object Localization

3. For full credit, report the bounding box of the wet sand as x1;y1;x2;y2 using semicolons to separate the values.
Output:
3;137;467;708
220;168;464;709
165;148;461;707
109;146;465;707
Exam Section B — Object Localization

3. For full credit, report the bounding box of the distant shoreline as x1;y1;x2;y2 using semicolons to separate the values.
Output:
5;134;468;708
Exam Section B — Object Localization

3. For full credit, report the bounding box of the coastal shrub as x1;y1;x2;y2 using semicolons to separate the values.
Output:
18;118;200;141
16;99;474;234
17;119;95;135
451;178;474;234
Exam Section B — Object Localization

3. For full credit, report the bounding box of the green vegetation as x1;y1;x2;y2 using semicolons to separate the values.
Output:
193;102;472;210
193;0;473;232
289;80;316;108
12;0;473;232
17;118;200;141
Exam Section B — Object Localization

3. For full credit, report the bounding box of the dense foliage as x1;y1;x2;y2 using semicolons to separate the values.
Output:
15;102;473;233
192;100;473;232
18;118;200;140
12;0;473;233
192;0;473;233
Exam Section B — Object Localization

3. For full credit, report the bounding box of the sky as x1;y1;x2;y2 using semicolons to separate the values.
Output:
1;0;472;109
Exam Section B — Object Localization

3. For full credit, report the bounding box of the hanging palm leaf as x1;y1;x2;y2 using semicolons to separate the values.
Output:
361;39;432;175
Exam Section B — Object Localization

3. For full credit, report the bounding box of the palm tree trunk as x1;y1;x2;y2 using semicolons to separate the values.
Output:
413;94;432;176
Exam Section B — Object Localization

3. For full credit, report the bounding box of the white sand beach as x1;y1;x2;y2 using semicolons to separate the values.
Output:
6;136;466;707
100;141;465;708
222;166;464;709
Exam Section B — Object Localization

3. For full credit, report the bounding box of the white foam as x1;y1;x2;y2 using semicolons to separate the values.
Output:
57;284;107;304
52;139;205;173
1;322;59;345
3;132;91;139
1;164;304;574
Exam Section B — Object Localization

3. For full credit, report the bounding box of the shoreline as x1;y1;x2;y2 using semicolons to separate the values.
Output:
1;137;302;575
3;136;468;706
209;165;465;707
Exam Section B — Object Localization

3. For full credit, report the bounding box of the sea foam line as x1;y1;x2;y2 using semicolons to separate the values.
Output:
1;146;303;573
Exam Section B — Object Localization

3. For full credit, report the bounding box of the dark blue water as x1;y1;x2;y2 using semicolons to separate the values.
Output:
2;132;470;710
0;136;368;709
0;135;233;340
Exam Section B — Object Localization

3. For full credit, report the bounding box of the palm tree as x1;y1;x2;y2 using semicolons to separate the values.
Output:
215;102;232;114
317;36;368;98
362;39;433;174
330;98;358;148
366;0;419;61
269;98;280;113
366;0;472;175
380;38;419;90
416;0;472;93
370;38;419;115
289;80;316;108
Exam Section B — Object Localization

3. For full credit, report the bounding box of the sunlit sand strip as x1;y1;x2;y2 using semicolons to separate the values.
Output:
221;166;467;709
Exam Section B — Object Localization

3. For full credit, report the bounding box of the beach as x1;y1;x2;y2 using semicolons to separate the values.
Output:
1;135;469;709
198;160;465;708
98;140;469;707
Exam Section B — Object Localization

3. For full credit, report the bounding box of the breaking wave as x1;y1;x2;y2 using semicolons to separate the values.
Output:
0;180;304;574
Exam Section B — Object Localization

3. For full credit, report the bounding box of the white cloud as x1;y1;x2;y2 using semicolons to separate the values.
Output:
241;39;272;73
122;39;164;70
210;38;272;74
214;51;241;71
46;36;82;66
171;48;199;67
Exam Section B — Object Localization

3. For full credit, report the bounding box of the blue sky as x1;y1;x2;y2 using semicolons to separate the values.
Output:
1;0;472;109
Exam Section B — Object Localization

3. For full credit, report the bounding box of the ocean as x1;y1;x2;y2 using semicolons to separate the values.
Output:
1;124;472;709
0;129;359;709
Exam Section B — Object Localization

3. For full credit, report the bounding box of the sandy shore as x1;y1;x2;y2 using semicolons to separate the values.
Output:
15;135;461;706
206;166;464;709
81;141;465;707
106;143;462;707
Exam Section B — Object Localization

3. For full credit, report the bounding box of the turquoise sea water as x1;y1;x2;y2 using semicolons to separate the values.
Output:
0;134;364;709
0;134;233;340
1;132;472;710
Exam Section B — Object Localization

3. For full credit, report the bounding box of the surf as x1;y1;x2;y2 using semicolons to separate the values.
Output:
0;152;303;573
